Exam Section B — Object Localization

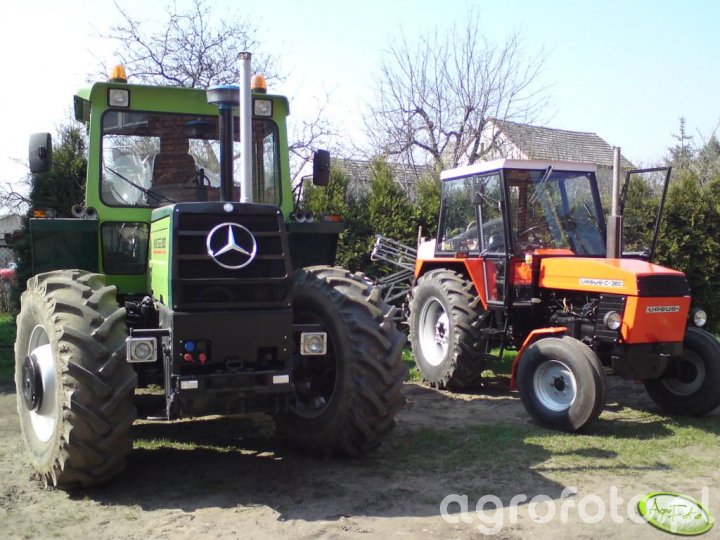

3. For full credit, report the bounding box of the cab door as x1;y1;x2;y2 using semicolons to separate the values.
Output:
476;172;508;307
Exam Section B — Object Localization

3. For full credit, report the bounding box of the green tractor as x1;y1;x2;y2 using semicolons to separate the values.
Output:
16;54;406;488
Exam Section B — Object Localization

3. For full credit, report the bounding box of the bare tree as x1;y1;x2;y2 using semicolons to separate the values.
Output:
288;93;338;183
0;176;31;214
95;0;333;181
367;15;547;172
95;0;279;87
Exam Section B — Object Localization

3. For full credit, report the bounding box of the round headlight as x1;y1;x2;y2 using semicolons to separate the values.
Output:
300;332;327;355
306;335;324;354
604;311;622;331
692;308;707;328
132;341;154;361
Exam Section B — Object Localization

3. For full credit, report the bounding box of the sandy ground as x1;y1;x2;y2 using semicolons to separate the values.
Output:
0;377;717;539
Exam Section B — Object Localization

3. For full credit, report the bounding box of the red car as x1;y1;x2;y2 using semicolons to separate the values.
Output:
0;263;16;285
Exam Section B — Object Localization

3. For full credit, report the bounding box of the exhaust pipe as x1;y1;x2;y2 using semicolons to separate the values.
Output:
206;86;239;201
606;146;622;258
238;52;253;204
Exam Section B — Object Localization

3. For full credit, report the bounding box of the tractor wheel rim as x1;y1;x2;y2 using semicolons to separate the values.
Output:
418;298;449;367
662;351;705;396
27;324;57;443
533;359;577;412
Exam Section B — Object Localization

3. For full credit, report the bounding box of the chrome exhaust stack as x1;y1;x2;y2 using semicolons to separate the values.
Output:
238;52;253;204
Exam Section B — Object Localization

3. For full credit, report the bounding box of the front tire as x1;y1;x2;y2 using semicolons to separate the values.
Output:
644;327;720;416
15;270;137;488
517;337;606;432
408;270;488;390
276;266;407;456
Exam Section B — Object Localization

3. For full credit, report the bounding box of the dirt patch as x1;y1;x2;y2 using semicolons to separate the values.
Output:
1;378;717;539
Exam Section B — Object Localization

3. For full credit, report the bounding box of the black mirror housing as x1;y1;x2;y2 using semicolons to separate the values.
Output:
312;149;331;186
29;133;52;174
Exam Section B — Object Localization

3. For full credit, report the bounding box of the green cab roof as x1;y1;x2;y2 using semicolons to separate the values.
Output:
73;81;289;122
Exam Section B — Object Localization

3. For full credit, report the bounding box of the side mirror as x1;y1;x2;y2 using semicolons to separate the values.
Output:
29;133;52;174
312;149;331;187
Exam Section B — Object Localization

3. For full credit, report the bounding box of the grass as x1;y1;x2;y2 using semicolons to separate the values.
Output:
386;413;720;480
133;438;244;453
0;312;15;385
402;346;516;382
526;416;719;477
402;347;422;382
395;347;719;480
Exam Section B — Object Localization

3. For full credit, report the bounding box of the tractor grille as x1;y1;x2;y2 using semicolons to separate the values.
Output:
171;204;292;310
594;294;626;343
636;275;690;297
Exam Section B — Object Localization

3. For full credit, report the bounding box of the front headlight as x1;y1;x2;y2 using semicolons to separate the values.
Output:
691;308;708;328
253;99;273;117
604;311;622;331
126;337;157;363
108;88;130;107
300;332;327;355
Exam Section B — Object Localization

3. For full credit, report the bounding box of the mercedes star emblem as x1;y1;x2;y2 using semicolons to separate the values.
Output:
206;222;257;269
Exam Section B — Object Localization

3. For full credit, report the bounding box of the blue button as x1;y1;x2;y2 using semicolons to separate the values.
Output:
184;341;196;352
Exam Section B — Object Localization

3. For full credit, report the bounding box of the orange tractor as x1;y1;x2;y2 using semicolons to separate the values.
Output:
380;157;720;431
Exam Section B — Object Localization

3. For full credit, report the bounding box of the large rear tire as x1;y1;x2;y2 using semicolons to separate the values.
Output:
276;266;407;456
644;327;720;416
15;270;137;488
517;337;606;432
408;270;488;390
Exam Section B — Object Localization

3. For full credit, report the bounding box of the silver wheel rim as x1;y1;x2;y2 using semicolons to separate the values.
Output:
418;298;449;367
662;352;705;396
27;324;57;443
533;360;577;412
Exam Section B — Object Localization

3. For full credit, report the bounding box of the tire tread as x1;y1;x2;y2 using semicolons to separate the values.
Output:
277;266;407;456
15;269;137;488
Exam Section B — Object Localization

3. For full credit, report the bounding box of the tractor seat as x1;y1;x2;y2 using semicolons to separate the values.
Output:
151;151;197;186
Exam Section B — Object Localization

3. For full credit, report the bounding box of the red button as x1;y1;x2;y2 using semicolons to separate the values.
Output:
198;353;208;364
183;353;193;363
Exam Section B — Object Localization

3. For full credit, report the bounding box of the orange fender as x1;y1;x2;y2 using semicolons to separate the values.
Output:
509;327;568;391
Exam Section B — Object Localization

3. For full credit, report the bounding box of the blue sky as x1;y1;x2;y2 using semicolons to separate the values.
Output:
2;0;718;192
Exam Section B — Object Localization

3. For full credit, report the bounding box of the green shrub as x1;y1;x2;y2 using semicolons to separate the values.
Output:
656;174;720;331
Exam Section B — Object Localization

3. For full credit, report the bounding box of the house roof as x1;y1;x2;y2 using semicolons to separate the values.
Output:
333;159;434;200
490;119;634;168
0;214;22;234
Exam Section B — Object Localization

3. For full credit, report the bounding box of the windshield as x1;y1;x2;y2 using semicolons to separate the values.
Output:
101;110;280;207
506;168;606;256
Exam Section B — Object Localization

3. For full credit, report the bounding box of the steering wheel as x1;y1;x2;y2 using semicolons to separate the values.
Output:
517;224;548;250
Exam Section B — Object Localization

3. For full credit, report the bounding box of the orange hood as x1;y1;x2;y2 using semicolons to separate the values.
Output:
539;257;688;297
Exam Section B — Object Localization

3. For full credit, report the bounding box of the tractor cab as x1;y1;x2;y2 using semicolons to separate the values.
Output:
427;159;607;308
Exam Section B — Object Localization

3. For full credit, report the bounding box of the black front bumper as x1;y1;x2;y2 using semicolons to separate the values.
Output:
160;307;296;418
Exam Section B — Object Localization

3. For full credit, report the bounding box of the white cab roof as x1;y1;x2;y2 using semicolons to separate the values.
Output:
440;158;597;180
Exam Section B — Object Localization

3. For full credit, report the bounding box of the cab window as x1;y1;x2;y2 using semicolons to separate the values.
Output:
101;111;281;207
